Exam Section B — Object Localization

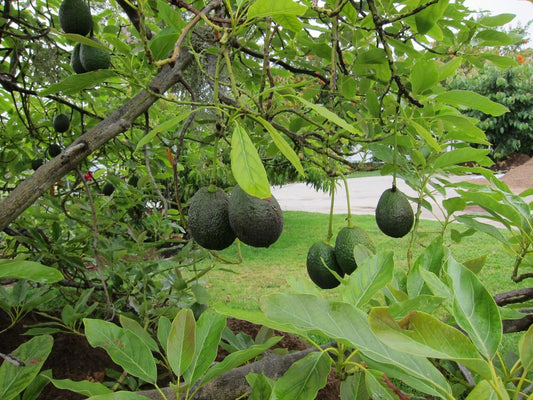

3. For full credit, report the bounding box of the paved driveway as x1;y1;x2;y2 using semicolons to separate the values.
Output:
271;175;478;221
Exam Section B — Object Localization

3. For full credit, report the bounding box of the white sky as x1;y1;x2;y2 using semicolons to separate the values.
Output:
463;0;533;42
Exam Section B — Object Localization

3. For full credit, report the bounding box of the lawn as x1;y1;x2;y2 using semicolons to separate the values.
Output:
200;211;528;308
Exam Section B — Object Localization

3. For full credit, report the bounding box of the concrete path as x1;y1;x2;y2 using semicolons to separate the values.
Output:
271;175;480;221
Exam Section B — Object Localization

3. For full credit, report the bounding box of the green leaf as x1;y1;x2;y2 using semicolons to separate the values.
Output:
289;95;361;136
273;352;331;400
135;112;193;152
476;29;517;46
434;90;509;116
364;369;396;399
409;120;441;152
446;258;502;359
464;380;505;400
519;325;533;372
478;13;516;27
480;54;518;68
247;373;274;400
455;215;511;246
87;392;151;400
253;116;304;176
200;336;282;386
432;148;491;170
0;335;53;400
260;294;452;398
149;31;180;60
48;377;112;396
369;308;492;379
167;308;196;378
83;319;157;383
0;260;63;283
340;373;367;399
157;317;172;354
273;14;303;32
156;0;185;32
183;309;226;385
119;315;159;352
230;123;271;199
39;70;117;96
411;59;438;95
342;252;394;307
247;0;307;19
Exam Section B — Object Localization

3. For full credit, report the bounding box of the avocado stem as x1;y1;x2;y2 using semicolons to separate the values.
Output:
327;179;335;243
339;173;354;228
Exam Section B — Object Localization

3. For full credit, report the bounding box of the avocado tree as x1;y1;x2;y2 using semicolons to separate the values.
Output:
1;0;533;398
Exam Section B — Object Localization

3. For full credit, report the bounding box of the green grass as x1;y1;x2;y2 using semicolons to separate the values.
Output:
192;210;530;357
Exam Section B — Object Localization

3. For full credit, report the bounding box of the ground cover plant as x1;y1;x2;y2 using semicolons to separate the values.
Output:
1;0;533;398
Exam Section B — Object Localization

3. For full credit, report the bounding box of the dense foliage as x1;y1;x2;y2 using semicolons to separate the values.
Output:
447;55;533;159
1;0;533;399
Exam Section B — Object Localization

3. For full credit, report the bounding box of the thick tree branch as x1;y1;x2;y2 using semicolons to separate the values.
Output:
0;50;193;231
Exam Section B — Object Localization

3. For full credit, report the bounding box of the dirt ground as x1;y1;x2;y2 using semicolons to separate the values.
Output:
472;153;532;192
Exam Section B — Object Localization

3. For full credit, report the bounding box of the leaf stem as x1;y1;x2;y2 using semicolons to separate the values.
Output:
327;180;336;243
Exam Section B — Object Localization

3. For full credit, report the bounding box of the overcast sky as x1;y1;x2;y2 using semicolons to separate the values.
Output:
463;0;533;42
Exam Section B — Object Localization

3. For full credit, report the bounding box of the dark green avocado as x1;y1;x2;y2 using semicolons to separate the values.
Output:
375;187;414;238
188;186;236;251
227;184;283;248
58;0;93;36
306;241;343;289
334;226;375;275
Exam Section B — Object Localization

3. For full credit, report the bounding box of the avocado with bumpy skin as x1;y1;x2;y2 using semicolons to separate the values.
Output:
80;38;111;71
334;225;375;275
306;241;343;289
375;187;414;238
188;186;236;251
228;184;283;248
58;0;93;36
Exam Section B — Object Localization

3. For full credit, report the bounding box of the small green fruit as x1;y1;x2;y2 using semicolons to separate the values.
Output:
53;113;70;133
80;38;111;71
58;0;93;36
306;241;343;289
48;144;62;157
375;187;414;238
102;183;115;196
31;158;44;170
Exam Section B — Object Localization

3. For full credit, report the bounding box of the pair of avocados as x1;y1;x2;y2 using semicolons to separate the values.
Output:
188;184;283;251
307;186;414;290
58;0;111;72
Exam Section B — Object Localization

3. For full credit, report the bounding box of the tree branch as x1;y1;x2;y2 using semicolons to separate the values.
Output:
0;50;193;231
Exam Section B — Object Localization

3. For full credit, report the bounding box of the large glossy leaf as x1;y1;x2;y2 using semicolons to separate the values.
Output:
289;95;362;136
167;308;196;378
48;378;112;396
519;325;533;372
407;236;445;297
340;373;367;399
410;120;441;152
369;308;492;379
0;335;53;400
432;148;492;169
39;70;117;96
83;319;157;383
254;116;304;176
410;59;438;95
200;336;282;386
247;0;307;19
183;309;226;385
434;90;509;116
230;123;271;199
135;112;194;152
247;373;273;400
0;260;63;283
273;351;331;400
446;258;502;359
260;294;452;398
364;369;397;399
464;379;508;400
342;252;394;307
119;315;159;352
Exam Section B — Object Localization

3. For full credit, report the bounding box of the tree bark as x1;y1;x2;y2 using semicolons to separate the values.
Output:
136;345;331;400
0;51;193;231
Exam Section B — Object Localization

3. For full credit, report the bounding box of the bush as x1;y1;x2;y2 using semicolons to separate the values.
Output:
447;59;533;159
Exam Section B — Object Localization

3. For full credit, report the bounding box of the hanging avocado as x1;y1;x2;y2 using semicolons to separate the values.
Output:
375;187;414;238
58;0;93;36
79;38;111;71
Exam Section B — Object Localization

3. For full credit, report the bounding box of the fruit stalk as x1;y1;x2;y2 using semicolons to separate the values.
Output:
339;172;354;228
327;179;335;243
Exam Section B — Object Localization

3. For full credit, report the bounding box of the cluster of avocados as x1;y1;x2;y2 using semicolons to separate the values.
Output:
58;0;111;73
306;225;375;290
31;113;71;170
187;184;283;251
306;185;414;290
